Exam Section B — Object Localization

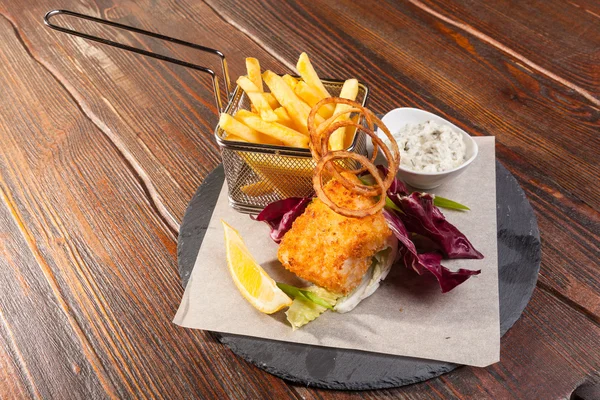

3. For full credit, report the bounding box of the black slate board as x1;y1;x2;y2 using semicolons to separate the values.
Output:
177;162;541;390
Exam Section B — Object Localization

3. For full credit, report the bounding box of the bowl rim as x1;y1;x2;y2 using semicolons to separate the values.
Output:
380;107;479;176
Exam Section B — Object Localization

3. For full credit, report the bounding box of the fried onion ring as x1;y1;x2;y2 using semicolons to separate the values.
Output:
307;97;400;218
318;121;398;196
308;99;379;191
313;152;386;218
308;99;375;164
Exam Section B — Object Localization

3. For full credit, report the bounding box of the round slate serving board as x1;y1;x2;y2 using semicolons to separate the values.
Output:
177;162;541;390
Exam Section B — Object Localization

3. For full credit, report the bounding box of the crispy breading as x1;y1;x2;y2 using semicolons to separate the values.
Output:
277;176;392;295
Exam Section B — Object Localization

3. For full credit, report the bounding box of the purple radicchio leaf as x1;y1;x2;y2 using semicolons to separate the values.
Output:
409;233;441;253
376;165;409;197
383;209;481;293
254;197;311;243
393;192;484;259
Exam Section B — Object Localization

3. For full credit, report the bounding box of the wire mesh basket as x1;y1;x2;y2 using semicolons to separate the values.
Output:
216;81;369;213
44;9;369;214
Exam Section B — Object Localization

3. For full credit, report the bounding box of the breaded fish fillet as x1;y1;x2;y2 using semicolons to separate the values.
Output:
278;176;393;295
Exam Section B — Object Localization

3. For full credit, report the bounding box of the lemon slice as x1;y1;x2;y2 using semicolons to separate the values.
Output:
222;220;292;314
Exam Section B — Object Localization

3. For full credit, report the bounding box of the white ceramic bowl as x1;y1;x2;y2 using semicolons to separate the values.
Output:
376;108;478;190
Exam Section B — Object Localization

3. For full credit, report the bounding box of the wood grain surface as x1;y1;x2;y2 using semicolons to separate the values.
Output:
0;0;598;399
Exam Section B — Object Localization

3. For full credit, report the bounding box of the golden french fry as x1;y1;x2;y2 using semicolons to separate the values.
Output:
240;180;274;197
296;52;331;99
262;70;323;135
282;74;298;91
236;76;278;122
327;78;359;150
273;107;295;129
294;81;335;119
344;114;360;149
235;110;309;148
240;153;315;199
219;113;281;145
245;57;263;92
224;133;249;142
239;64;279;108
264;93;280;109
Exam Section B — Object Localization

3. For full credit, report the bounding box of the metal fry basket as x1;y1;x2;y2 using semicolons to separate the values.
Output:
217;82;368;213
44;9;369;214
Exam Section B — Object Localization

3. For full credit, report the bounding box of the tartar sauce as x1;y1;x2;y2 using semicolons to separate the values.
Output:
389;121;466;172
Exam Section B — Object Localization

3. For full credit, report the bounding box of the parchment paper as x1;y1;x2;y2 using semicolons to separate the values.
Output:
174;137;499;367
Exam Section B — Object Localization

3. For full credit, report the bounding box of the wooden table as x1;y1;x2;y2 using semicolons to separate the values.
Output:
0;1;598;398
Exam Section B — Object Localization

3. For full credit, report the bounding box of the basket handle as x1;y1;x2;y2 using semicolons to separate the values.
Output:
43;9;231;112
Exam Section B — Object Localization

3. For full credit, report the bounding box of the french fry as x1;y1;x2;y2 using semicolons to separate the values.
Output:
327;78;359;150
294;81;335;119
224;133;249;142
262;70;323;135
219;113;282;145
296;52;331;99
245;57;263;92
241;154;315;198
273;107;295;129
282;74;298;91
236;76;278;122
235;110;309;148
264;93;280;109
240;180;274;197
343;114;360;149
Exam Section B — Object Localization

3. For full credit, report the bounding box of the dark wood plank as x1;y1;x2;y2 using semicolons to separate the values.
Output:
0;11;299;400
417;0;599;97
0;187;115;399
0;0;291;227
204;0;600;318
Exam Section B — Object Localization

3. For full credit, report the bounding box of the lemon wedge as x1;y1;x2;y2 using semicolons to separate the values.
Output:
222;220;292;314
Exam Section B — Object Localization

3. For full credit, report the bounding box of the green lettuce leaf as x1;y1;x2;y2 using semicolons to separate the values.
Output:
433;196;470;211
282;286;339;330
276;282;334;310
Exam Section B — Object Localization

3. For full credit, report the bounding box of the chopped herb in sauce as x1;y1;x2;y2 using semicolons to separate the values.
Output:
384;121;467;172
